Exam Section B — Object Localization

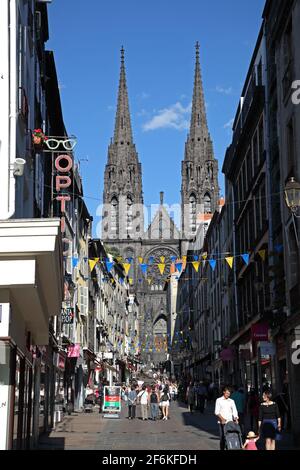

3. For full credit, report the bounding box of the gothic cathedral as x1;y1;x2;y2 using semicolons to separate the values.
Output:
102;44;219;365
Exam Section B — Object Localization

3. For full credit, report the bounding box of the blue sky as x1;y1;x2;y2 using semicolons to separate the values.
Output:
47;0;265;231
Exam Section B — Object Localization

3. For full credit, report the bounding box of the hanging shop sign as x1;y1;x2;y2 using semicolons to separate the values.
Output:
67;344;81;358
54;153;73;256
251;322;269;342
103;386;121;413
61;308;74;324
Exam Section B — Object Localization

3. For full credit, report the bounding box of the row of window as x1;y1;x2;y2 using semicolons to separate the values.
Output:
236;117;264;209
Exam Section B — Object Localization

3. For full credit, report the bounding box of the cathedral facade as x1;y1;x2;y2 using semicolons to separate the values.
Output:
102;44;219;365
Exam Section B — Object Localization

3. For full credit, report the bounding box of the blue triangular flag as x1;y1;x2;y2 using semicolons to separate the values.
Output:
209;259;216;271
170;256;177;262
148;256;155;264
138;278;143;283
119;278;124;285
241;254;249;266
140;263;148;275
127;257;133;263
106;261;114;272
193;255;199;261
274;244;283;253
72;257;79;268
175;262;183;273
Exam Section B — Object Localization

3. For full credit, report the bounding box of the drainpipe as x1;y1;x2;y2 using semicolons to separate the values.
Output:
6;0;17;219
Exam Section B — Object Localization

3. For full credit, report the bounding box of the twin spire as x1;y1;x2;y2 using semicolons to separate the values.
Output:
113;46;133;145
113;42;208;144
189;41;208;139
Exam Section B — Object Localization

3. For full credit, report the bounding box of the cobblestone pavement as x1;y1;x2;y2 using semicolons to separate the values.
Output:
38;401;220;450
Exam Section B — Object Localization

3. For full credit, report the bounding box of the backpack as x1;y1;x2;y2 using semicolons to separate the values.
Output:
161;392;169;402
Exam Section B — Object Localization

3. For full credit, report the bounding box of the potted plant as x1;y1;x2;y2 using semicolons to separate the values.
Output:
32;128;47;147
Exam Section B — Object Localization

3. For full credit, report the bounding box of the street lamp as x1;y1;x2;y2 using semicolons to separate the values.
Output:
284;177;300;217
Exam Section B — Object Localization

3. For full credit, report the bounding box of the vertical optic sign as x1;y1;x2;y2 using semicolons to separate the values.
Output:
54;154;73;255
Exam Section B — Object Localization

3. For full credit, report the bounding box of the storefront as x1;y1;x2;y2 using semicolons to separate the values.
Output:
0;219;64;449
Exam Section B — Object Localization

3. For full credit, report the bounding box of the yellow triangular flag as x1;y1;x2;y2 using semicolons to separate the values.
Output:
258;250;266;262
147;278;152;285
202;252;208;260
123;263;131;275
225;257;234;269
192;261;200;272
182;256;187;262
160;256;165;263
129;278;133;285
138;257;143;264
158;263;165;275
89;259;97;272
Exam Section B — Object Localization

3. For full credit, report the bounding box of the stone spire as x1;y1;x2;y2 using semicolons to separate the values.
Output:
181;43;220;237
102;46;144;242
189;42;208;141
113;46;133;145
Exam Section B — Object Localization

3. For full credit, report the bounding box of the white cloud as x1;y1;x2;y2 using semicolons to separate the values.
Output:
142;101;192;132
216;85;233;95
223;118;234;129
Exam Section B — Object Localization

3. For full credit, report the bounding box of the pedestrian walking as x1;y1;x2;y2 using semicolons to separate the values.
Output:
242;431;259;450
197;381;208;413
150;387;159;421
160;386;171;420
215;386;239;451
127;385;137;420
137;385;149;420
186;381;195;414
258;390;281;451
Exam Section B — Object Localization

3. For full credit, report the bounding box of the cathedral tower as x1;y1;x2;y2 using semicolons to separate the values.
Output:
181;42;219;238
102;47;144;242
